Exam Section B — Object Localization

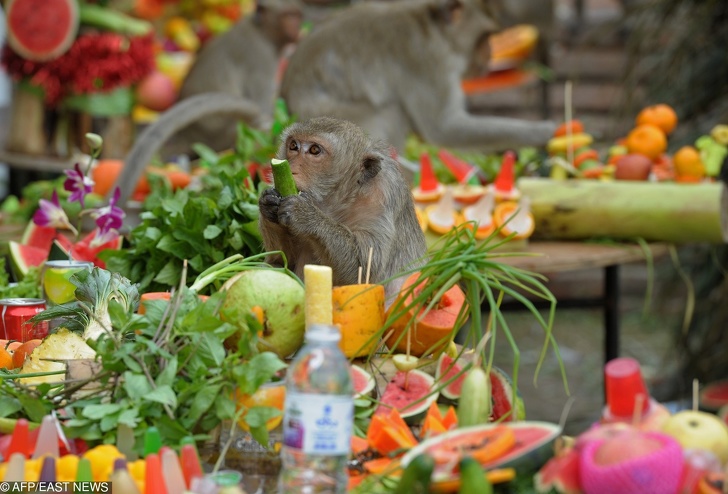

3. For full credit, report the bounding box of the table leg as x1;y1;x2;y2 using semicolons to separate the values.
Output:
604;264;620;363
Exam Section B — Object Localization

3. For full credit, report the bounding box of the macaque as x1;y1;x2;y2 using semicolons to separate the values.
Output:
281;0;555;154
164;0;304;155
258;117;427;300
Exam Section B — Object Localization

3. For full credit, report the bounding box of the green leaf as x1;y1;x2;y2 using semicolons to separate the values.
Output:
235;352;287;395
203;225;223;240
117;408;140;428
82;403;123;420
186;383;223;424
156;357;178;388
145;385;177;408
195;332;227;367
124;372;152;400
0;395;22;417
154;260;181;286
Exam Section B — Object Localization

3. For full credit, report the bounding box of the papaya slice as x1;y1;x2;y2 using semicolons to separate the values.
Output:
441;406;458;430
424;425;516;466
431;467;516;493
385;272;467;357
351;435;369;456
421;412;448;440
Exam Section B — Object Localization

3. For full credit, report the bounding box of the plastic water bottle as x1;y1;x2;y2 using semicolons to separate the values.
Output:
279;324;354;493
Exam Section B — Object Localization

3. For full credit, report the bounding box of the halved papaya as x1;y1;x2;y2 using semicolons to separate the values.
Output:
424;425;516;466
385;272;467;357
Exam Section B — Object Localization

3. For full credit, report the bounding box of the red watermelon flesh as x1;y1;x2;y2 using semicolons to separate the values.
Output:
351;365;375;399
21;223;71;253
8;241;48;278
375;369;437;420
6;0;79;62
70;231;123;269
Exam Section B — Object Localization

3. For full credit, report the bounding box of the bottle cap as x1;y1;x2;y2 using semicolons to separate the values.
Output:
306;324;341;343
604;357;650;418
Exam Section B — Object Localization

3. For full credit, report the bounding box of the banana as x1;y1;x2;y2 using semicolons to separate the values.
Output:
458;457;493;494
547;132;594;155
456;366;491;427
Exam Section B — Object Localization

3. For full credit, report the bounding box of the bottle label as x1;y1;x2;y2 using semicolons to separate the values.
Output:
282;392;354;455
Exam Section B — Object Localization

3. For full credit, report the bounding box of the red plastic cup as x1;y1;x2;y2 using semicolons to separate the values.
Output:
604;357;650;418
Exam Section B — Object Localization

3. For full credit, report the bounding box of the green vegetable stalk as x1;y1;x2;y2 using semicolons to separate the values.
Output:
271;159;298;196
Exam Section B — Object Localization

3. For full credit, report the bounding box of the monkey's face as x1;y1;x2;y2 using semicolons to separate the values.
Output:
283;135;333;193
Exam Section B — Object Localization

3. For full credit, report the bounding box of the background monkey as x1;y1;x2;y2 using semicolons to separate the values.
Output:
281;0;555;155
258;117;427;299
163;0;304;156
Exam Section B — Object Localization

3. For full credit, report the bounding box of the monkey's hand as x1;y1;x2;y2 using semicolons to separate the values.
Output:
259;187;282;223
278;192;326;233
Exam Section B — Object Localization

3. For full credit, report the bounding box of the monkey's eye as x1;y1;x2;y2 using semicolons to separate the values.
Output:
288;140;299;151
309;144;321;156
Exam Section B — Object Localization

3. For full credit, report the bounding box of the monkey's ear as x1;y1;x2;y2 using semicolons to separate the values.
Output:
431;0;464;24
359;155;382;185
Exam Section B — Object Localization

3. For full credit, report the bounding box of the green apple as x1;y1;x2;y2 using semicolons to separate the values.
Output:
220;269;305;359
662;410;728;463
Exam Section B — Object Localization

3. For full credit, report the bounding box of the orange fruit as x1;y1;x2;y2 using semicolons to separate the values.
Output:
6;341;22;352
235;382;286;432
91;159;124;196
636;104;678;135
625;124;668;160
0;348;14;369
12;339;42;369
553;119;585;137
672;145;705;179
493;201;535;240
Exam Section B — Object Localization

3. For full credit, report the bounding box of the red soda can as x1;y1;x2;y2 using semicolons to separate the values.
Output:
0;298;49;342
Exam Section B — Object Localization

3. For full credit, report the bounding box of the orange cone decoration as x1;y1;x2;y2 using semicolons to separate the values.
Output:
494;151;517;194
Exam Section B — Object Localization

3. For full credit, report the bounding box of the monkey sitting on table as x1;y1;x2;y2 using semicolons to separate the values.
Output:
258;117;427;300
163;0;304;156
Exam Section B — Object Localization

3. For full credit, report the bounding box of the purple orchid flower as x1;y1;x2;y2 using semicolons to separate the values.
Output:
90;187;125;247
33;191;76;232
63;163;95;207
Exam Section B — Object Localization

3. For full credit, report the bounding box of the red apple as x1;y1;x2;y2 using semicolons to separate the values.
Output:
614;153;653;181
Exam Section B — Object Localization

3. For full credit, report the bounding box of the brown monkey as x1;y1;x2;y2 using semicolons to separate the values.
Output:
258;117;427;300
163;0;303;155
281;0;555;154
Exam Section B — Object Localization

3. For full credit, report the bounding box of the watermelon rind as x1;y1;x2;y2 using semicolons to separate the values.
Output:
6;0;80;62
8;241;47;280
699;379;728;411
435;352;473;402
400;421;562;481
351;365;376;400
375;369;439;424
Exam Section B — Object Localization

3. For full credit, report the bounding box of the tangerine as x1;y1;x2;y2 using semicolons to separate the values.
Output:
12;339;42;369
235;382;286;432
636;104;678;135
625;124;668;160
0;348;13;369
673;145;705;179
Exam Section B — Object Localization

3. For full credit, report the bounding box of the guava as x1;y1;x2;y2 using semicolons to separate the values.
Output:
220;269;305;358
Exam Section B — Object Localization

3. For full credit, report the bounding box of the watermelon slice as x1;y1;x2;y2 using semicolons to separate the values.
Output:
8;241;47;279
20;222;72;253
6;0;79;62
375;369;438;424
351;365;376;400
401;421;562;482
69;231;123;269
435;353;526;421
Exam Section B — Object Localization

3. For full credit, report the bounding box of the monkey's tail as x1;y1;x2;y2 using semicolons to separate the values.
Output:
113;93;271;206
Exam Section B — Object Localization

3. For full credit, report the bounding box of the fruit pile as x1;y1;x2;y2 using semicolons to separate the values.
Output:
536;358;728;494
547;103;728;183
412;151;535;242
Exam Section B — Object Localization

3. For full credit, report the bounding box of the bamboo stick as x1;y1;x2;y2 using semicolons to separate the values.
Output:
518;178;727;244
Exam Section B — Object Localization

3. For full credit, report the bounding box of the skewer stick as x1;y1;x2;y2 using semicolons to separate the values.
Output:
632;394;645;427
365;247;374;284
358;266;363;285
564;81;575;169
693;378;699;411
404;328;412;390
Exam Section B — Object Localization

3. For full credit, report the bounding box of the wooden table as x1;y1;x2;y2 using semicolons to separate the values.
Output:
493;240;669;365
